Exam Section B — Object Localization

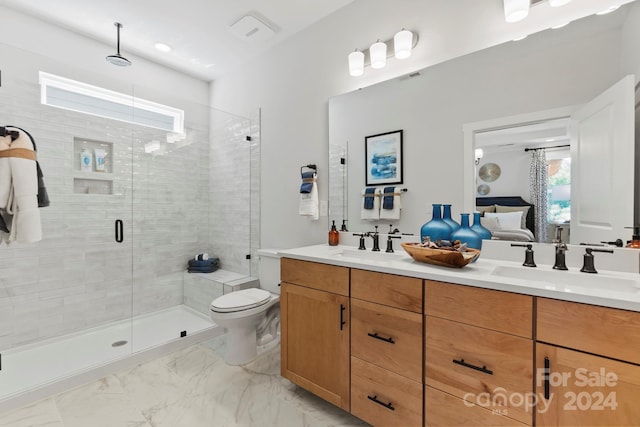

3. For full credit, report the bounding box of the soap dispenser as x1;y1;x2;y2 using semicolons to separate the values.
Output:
626;226;640;249
329;220;340;246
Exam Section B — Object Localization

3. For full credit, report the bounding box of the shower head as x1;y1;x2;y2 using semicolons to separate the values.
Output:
106;22;131;67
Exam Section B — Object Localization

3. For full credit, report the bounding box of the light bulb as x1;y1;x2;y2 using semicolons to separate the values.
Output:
504;0;530;23
348;50;364;77
369;40;387;69
394;29;413;59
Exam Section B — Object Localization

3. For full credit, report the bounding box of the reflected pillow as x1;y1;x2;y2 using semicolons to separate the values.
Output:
495;205;530;229
480;216;501;231
475;205;496;215
485;211;523;230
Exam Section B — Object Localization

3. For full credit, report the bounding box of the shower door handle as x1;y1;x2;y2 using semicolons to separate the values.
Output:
115;219;123;243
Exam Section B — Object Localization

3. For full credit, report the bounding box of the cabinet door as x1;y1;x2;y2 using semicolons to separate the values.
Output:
536;343;640;426
280;282;350;410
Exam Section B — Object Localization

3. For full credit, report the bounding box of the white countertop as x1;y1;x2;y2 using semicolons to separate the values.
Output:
278;244;640;312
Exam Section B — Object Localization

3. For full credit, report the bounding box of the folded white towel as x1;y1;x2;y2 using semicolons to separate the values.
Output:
360;188;380;220
380;187;404;220
299;172;319;220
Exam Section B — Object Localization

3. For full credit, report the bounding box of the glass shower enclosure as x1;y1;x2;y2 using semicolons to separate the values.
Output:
0;41;259;409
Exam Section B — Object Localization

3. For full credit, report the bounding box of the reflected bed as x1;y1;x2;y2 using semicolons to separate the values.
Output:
476;196;535;242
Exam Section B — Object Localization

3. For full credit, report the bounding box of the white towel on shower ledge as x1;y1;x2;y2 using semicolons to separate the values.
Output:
360;187;380;220
299;173;319;220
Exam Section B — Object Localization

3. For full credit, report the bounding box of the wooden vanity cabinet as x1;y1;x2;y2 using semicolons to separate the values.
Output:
280;258;350;410
424;280;534;426
350;269;424;427
536;298;640;426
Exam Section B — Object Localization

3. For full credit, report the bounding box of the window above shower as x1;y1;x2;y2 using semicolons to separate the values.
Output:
39;71;184;134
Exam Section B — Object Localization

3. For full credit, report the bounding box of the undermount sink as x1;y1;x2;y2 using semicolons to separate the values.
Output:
491;265;640;294
335;248;406;262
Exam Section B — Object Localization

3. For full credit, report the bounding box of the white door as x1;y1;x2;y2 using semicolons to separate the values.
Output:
570;75;635;245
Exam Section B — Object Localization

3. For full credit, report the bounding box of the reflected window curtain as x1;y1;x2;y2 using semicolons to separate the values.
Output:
529;149;549;242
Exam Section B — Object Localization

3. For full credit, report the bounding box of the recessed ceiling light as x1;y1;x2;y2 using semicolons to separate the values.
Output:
154;42;172;52
596;5;620;15
546;138;556;142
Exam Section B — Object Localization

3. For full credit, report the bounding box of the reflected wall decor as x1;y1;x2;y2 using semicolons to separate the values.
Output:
365;129;403;185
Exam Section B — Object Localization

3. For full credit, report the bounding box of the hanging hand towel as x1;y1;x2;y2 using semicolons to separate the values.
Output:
300;172;315;193
360;187;380;220
299;172;319;220
380;186;404;220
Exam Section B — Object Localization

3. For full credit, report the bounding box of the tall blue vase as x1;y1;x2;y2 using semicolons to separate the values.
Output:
450;213;482;250
420;204;453;243
442;204;460;233
470;212;492;240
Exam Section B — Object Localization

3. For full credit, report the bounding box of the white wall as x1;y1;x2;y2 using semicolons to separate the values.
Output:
210;0;637;250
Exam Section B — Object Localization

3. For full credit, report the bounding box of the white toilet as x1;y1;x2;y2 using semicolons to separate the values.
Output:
210;249;281;365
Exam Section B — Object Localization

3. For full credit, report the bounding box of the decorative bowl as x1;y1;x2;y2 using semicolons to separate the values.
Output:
401;242;480;268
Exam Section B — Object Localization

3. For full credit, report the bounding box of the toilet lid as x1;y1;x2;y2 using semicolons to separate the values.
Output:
211;288;271;313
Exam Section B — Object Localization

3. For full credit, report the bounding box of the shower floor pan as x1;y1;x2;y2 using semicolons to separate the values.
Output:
0;304;221;412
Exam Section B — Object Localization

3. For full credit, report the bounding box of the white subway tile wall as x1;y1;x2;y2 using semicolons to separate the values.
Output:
0;74;259;350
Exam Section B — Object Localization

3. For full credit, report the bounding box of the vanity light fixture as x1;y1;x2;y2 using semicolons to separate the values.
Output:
348;49;365;77
347;29;418;77
503;0;530;23
369;40;387;69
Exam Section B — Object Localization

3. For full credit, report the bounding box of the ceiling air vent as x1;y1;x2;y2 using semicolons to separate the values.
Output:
229;14;276;43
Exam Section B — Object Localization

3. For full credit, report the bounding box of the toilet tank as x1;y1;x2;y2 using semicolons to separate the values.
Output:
257;249;282;294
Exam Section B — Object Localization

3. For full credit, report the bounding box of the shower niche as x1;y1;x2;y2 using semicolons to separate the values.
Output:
73;137;114;195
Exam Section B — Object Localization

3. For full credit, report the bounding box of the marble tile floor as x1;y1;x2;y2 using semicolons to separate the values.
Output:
0;336;368;427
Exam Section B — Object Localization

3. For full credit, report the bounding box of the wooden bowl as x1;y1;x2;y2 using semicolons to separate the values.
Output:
401;242;480;268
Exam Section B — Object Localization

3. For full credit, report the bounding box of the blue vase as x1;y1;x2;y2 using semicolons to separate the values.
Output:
420;204;453;243
470;212;492;240
442;204;460;233
450;213;482;250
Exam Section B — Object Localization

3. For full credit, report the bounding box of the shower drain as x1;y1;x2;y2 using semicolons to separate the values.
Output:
111;340;128;347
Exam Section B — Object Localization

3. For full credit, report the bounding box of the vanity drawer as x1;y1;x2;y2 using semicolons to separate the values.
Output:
351;269;422;313
425;280;533;338
425;315;533;425
351;356;423;427
280;258;349;296
537;297;640;364
425;386;529;426
351;298;422;381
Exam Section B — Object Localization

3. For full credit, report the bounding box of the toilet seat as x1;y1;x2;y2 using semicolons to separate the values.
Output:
211;288;271;313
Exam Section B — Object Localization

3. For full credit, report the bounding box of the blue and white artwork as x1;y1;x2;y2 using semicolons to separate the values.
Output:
365;130;403;185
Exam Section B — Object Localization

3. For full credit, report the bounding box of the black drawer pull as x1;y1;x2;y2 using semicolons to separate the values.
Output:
340;304;346;330
367;395;395;411
452;358;493;375
367;332;395;344
544;357;550;400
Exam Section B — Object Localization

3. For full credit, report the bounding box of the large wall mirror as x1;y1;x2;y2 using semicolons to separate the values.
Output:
329;1;640;245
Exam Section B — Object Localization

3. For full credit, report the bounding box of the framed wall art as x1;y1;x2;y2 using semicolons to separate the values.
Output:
365;129;403;186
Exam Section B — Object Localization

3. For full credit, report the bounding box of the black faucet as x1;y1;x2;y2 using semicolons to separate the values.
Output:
367;226;380;251
552;226;568;271
353;233;366;250
511;243;536;267
386;235;401;253
580;247;614;274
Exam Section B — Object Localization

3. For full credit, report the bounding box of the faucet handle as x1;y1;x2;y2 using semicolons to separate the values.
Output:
580;247;614;274
511;243;536;267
